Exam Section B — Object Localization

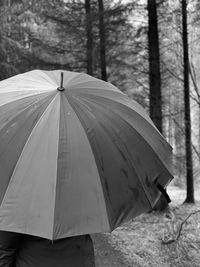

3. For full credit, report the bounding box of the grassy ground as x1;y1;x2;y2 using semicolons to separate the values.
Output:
92;185;200;267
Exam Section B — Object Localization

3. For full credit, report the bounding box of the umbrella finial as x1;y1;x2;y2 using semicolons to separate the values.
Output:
57;72;65;91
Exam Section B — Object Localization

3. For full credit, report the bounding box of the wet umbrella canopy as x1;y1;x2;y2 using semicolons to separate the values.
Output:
0;70;173;240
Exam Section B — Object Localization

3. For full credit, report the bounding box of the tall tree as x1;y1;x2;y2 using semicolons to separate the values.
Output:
181;0;194;203
98;0;107;81
147;0;168;210
85;0;93;75
147;0;162;133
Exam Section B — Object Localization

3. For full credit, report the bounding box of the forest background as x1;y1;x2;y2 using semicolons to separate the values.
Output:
0;0;199;203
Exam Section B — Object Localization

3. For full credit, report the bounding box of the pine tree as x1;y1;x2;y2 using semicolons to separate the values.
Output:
182;0;194;203
98;0;107;81
85;0;93;75
147;0;162;133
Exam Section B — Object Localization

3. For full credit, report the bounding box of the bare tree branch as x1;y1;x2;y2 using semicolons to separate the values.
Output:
162;210;200;244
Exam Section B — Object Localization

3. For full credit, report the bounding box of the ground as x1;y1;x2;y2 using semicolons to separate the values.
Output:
92;185;200;267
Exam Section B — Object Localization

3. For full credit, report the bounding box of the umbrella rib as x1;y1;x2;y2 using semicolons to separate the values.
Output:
68;83;119;92
52;93;66;240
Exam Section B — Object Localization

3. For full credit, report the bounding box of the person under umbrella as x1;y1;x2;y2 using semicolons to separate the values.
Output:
0;70;173;266
0;231;95;267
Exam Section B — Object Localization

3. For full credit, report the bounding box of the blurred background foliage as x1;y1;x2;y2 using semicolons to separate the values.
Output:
0;0;200;190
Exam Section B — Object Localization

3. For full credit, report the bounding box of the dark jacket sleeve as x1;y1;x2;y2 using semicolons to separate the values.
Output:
0;231;21;267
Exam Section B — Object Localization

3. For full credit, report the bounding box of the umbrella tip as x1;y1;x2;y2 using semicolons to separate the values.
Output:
57;72;65;91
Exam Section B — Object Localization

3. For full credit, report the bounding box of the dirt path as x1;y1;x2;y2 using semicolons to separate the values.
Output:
92;185;200;267
92;234;133;267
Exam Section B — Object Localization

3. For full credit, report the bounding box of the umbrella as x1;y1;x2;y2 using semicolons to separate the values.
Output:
0;70;173;240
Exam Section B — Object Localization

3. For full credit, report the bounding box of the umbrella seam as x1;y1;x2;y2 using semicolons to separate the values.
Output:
52;93;63;240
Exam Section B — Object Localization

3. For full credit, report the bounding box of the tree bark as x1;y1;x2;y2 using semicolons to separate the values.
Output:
181;0;194;203
147;0;167;211
85;0;93;75
147;0;162;133
98;0;107;81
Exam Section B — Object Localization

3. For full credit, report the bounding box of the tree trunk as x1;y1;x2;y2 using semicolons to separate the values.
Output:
147;0;162;133
85;0;93;75
181;0;194;203
98;0;107;81
147;0;167;211
7;0;11;63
